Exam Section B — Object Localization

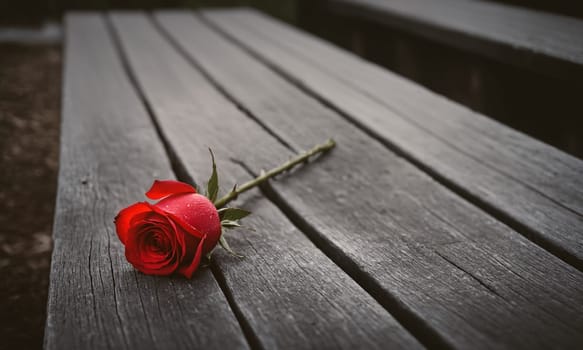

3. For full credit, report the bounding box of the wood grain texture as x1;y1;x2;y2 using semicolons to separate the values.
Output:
156;10;583;349
329;0;583;80
46;13;248;350
201;8;583;270
109;12;422;350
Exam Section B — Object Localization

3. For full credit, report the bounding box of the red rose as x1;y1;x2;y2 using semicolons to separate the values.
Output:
115;180;221;278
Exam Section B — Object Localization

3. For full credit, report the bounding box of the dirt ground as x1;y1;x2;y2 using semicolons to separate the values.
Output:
0;43;61;349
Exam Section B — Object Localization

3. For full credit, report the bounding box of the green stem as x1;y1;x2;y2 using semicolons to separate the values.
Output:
214;138;336;208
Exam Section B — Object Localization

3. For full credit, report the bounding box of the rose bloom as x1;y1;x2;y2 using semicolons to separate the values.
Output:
115;180;221;278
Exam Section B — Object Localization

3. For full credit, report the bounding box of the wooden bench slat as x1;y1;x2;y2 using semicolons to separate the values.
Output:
109;12;422;349
201;8;583;270
156;10;583;349
46;13;249;350
330;0;583;80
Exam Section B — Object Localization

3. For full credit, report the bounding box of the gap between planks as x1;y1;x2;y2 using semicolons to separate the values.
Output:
151;10;583;349
106;11;424;350
197;10;583;273
106;10;583;350
233;159;453;350
145;11;455;348
104;14;260;350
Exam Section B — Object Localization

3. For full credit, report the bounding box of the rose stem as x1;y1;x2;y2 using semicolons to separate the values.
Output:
213;138;336;208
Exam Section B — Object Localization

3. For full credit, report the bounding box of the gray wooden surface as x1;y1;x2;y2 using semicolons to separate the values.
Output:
201;8;583;271
329;0;583;80
157;10;583;348
109;12;421;349
46;13;248;350
48;9;583;350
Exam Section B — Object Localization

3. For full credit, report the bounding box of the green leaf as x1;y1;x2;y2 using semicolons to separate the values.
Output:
218;207;252;221
219;235;243;258
205;246;216;261
221;220;242;229
205;148;219;202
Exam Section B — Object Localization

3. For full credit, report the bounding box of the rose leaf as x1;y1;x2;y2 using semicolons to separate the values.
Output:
221;220;242;229
218;207;252;221
206;148;219;202
219;235;244;258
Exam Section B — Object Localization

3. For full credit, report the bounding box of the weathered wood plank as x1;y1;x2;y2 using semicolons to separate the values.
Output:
109;12;422;350
46;13;248;350
156;10;583;349
329;0;583;81
201;8;583;270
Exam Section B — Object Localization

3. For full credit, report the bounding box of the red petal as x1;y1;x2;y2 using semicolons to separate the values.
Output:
178;235;206;279
114;202;152;244
145;180;197;200
165;211;206;239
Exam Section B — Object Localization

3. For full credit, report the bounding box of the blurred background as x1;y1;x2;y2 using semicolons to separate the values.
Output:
2;0;583;25
1;0;582;349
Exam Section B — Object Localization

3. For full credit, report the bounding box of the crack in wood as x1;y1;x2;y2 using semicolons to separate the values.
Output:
107;236;130;349
132;271;156;343
433;250;508;302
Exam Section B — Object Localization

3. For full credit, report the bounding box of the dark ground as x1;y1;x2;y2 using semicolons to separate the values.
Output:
0;43;61;349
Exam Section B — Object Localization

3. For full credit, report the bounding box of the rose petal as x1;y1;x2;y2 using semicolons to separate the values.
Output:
164;211;206;239
114;202;152;245
119;199;205;278
146;210;187;261
178;234;207;279
145;180;197;200
127;227;179;276
140;204;189;258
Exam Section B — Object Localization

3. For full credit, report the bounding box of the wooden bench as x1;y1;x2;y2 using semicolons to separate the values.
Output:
324;0;583;81
302;0;583;158
46;9;583;349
